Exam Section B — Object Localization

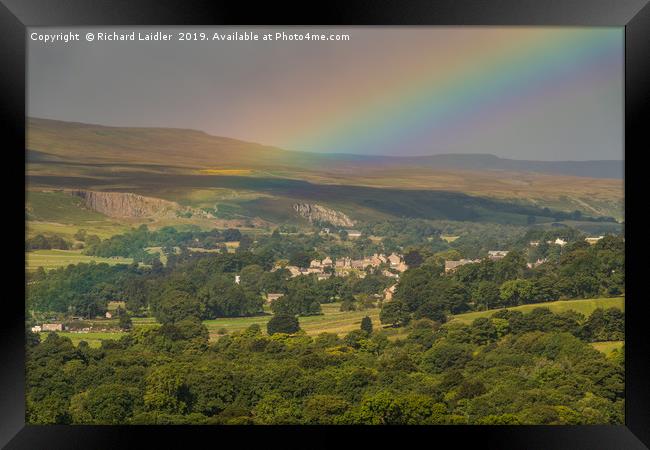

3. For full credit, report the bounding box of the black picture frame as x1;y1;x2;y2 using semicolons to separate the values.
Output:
2;1;648;448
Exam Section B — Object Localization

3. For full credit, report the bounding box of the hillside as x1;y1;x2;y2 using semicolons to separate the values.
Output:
26;118;625;222
28;117;623;178
451;297;624;324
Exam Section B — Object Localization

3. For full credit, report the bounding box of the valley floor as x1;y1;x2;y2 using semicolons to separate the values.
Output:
39;296;624;349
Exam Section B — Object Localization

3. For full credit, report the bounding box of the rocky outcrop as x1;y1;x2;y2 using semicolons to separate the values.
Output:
69;190;179;218
293;203;355;227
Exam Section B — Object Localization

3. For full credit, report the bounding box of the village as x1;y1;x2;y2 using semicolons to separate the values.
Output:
30;234;608;333
277;251;408;280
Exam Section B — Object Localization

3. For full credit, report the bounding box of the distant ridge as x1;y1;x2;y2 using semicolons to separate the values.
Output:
389;153;623;179
27;117;623;179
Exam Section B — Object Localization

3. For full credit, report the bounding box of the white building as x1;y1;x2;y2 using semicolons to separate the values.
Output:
346;230;362;239
487;250;509;260
266;293;284;303
445;259;480;273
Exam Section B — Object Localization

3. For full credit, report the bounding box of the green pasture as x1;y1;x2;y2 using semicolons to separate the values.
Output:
26;249;134;271
451;297;624;324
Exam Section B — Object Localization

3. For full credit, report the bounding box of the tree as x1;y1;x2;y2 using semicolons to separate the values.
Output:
123;278;148;312
340;294;357;312
153;289;203;325
78;384;139;424
222;228;242;242
360;316;373;335
414;302;447;323
175;317;210;342
288;251;313;269
380;301;410;327
403;250;423;268
473;281;500;310
421;341;473;374
267;314;300;335
499;279;535;307
443;282;471;314
118;313;133;331
74;229;88;241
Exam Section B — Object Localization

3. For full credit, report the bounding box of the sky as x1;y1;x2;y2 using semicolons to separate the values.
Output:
28;27;623;161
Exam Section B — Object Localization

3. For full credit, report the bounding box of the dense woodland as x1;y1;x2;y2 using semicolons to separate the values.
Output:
26;306;624;425
26;222;625;425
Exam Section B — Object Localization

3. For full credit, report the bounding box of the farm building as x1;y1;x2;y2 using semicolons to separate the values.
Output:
41;323;63;332
31;325;42;333
487;250;509;260
266;293;284;303
585;236;604;245
285;266;302;277
383;284;397;302
445;259;480;273
370;253;388;266
346;230;362;239
527;258;548;269
388;253;402;267
335;257;352;268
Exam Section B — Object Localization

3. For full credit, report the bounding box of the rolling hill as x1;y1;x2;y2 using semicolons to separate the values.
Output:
28;117;623;179
26;118;625;225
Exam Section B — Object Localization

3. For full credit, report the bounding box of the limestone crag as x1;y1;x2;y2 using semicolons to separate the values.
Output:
293;203;355;227
69;190;179;218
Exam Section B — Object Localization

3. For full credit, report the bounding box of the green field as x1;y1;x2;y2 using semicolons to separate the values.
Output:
26;249;134;271
44;297;624;347
590;340;624;356
26;190;133;239
26;190;106;223
56;304;402;347
200;302;391;339
451;297;624;324
40;331;126;348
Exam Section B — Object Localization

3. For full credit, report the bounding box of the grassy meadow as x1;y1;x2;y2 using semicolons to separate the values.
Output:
450;297;624;324
40;331;127;348
26;249;134;271
201;302;391;340
47;296;624;348
591;340;624;356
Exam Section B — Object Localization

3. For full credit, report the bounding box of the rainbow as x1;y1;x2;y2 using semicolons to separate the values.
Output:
285;29;622;156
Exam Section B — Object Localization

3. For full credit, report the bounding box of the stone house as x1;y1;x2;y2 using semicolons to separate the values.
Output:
388;253;402;267
444;259;479;273
346;230;362;239
487;250;509;260
266;293;284;303
42;323;63;332
286;266;302;277
335;257;352;268
383;284;397;302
